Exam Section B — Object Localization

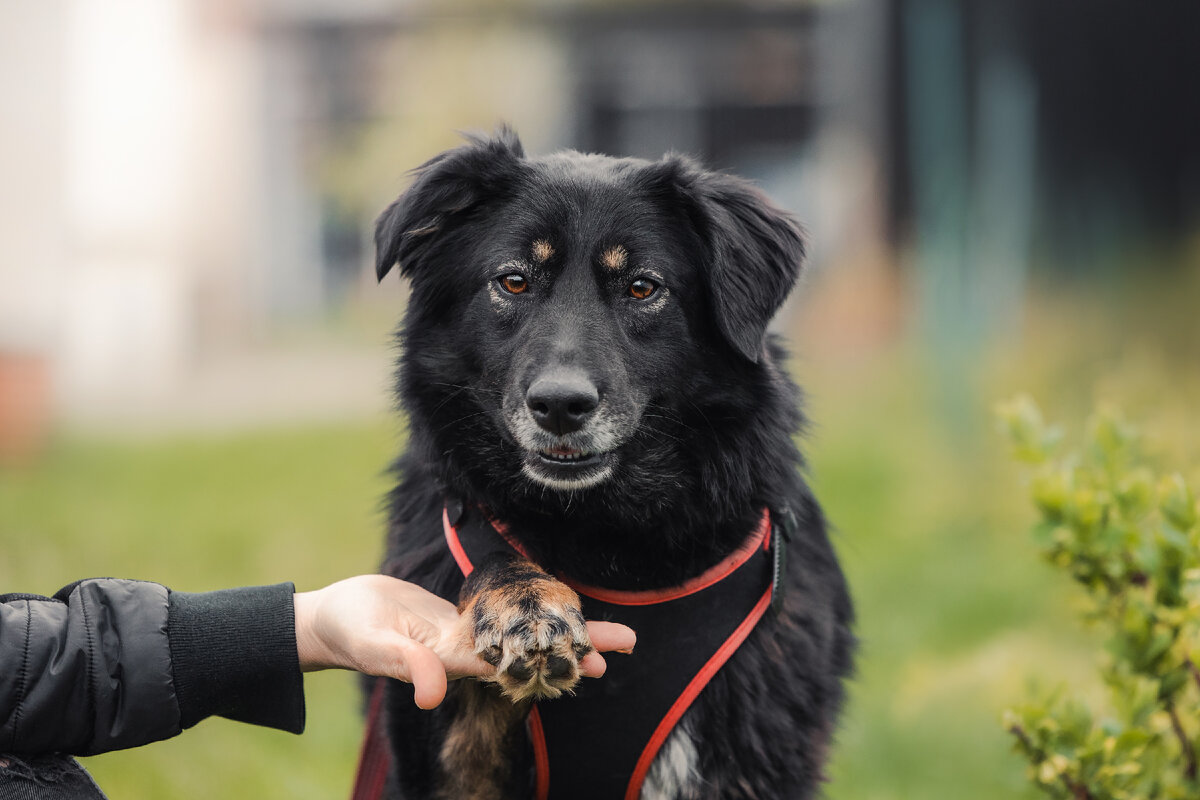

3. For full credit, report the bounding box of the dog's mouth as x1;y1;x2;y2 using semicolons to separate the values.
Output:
537;446;603;466
522;445;614;489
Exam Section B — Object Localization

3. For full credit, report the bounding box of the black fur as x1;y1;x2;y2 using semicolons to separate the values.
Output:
376;127;854;799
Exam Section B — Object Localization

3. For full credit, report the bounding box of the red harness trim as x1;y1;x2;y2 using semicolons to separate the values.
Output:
443;506;476;576
528;706;551;800
460;509;771;606
351;508;774;800
349;678;390;800
562;512;770;606
624;586;773;799
524;587;773;800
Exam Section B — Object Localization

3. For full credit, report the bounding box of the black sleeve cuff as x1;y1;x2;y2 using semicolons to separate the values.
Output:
167;583;305;734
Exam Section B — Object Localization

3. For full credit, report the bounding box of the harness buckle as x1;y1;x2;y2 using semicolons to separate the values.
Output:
770;506;797;615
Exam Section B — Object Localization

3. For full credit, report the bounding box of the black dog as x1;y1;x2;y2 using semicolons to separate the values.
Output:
372;128;853;800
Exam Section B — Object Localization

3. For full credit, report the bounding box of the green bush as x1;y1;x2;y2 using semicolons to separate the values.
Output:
998;396;1200;800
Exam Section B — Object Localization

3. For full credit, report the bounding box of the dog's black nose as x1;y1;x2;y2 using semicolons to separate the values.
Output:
526;373;599;435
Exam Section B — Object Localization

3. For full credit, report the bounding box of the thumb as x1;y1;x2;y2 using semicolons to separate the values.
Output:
392;637;450;709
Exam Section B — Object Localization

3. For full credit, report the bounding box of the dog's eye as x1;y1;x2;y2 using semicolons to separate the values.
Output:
499;274;529;295
628;278;658;300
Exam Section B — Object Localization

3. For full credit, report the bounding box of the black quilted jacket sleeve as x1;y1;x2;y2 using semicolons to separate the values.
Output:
0;579;304;756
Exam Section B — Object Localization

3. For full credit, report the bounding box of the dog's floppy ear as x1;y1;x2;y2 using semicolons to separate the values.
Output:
376;127;524;281
645;157;806;363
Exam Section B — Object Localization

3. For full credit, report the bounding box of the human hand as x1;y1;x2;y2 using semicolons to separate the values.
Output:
293;574;635;709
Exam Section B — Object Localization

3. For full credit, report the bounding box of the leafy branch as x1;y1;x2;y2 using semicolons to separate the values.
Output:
998;396;1200;800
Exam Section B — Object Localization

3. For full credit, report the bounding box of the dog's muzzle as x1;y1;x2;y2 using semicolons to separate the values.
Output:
505;368;622;491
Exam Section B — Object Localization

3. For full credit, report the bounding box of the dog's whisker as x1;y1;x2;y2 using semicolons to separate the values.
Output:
429;386;472;417
431;410;491;437
430;381;505;397
636;422;687;446
681;398;720;439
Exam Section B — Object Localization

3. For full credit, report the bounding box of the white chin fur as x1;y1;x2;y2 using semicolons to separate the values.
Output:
521;462;614;491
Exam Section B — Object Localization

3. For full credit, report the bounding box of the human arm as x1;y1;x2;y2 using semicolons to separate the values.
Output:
1;575;636;755
0;579;302;756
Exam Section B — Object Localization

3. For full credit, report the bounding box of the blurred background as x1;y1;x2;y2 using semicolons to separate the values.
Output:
2;0;1198;797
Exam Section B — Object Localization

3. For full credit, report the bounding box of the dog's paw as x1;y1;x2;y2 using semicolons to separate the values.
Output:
463;561;593;702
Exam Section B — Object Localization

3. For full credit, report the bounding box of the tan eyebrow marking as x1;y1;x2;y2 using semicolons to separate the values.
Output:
532;239;554;263
600;245;628;271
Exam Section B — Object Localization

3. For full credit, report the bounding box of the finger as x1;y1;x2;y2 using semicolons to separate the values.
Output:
395;638;449;709
585;621;636;655
441;649;495;680
580;650;607;678
431;614;494;680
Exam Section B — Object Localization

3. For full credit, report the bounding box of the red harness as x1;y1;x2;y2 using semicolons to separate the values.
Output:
351;506;782;800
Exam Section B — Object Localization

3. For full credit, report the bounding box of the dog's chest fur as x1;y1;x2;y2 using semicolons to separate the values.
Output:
641;722;701;800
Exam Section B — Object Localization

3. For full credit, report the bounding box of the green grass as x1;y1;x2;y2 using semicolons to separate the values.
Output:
807;358;1069;800
0;387;1078;800
3;277;1197;799
1;422;400;799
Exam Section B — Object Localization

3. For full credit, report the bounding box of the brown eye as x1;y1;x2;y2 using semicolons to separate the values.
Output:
628;278;658;300
499;274;528;294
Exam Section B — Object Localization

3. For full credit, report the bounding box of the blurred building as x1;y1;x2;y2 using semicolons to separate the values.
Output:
0;0;843;434
1;0;1197;439
876;0;1200;359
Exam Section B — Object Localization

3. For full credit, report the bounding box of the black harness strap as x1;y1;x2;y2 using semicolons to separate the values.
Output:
446;505;777;800
349;504;782;800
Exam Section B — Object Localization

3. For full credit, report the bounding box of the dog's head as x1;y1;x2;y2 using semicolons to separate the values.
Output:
377;128;805;498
